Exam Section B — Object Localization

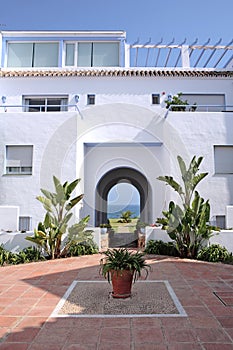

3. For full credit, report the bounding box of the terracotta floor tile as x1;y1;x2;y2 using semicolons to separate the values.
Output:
0;316;20;327
101;317;131;327
5;327;40;342
68;327;100;344
167;344;203;350
0;343;29;350
132;317;161;328
189;316;221;328
195;327;232;343
99;327;131;344
160;317;192;328
28;344;63;350
64;345;96;350
134;344;167;350
132;326;164;343
202;344;233;349
32;327;69;345
164;328;198;343
217;317;233;328
0;255;233;348
98;343;131;350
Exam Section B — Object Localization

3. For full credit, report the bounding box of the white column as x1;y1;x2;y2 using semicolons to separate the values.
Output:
181;45;190;68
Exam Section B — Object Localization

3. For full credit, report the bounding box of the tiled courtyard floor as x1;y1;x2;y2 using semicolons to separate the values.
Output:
1;253;233;349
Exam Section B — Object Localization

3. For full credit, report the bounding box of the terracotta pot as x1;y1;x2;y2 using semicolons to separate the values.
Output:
110;269;134;298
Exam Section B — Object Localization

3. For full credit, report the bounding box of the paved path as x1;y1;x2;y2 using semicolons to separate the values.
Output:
1;253;233;349
109;232;138;247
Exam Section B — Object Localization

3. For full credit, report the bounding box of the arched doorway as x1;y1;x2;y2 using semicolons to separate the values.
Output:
95;167;151;227
107;182;140;220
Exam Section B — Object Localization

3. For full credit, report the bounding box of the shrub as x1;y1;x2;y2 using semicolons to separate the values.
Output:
156;155;219;259
26;176;93;259
0;245;45;266
68;240;98;257
197;244;233;263
145;240;179;256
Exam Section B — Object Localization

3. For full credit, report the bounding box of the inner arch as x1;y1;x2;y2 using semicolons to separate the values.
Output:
95;167;151;226
107;182;140;219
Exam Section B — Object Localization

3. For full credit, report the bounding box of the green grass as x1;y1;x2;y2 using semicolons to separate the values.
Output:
109;218;138;233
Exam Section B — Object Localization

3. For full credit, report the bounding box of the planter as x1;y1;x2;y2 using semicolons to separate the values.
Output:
110;269;134;298
101;227;108;234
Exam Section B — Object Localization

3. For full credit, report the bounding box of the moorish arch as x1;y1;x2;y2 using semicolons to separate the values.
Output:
95;167;151;226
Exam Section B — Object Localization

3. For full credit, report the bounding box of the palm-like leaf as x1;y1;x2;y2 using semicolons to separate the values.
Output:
157;176;184;197
156;155;218;259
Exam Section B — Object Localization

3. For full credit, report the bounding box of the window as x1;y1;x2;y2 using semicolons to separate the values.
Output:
7;42;59;67
214;146;233;174
23;96;68;112
19;216;32;231
151;94;160;105
6;145;33;175
87;94;95;105
216;215;226;229
181;94;226;111
65;42;119;67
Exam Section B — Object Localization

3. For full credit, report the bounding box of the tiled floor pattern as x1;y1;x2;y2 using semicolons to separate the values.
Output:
0;254;233;349
52;280;186;317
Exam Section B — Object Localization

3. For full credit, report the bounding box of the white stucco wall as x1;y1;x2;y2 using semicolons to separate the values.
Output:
0;206;19;231
0;73;233;230
0;112;78;228
1;75;233;112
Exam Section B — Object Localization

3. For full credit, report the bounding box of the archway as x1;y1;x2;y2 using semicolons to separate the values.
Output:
107;182;140;220
95;167;150;227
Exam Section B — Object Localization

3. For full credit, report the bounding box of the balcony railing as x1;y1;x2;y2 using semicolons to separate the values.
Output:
0;104;79;112
164;104;233;118
1;103;233;114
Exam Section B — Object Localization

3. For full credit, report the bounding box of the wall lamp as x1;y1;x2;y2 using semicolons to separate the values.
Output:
75;95;79;103
1;96;6;104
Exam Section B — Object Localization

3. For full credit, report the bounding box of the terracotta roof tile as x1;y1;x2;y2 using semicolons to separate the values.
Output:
0;68;233;78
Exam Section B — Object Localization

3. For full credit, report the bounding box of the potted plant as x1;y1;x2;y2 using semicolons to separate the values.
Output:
136;220;148;234
165;92;189;111
100;223;111;234
100;248;151;298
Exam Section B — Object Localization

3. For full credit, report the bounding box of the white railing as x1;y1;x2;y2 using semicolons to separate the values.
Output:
0;104;79;112
164;104;233;118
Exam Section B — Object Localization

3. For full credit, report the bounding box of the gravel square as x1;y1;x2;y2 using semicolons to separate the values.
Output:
51;280;187;318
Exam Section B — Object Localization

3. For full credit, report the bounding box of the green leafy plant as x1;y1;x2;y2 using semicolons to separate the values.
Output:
165;93;189;111
145;240;179;256
26;176;92;259
100;248;151;283
197;244;233;263
118;210;134;223
156;155;219;259
0;245;15;266
136;220;148;230
0;245;45;266
68;240;98;257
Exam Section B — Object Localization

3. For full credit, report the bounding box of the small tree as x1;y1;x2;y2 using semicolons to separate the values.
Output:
165;92;189;111
119;210;134;223
156;156;219;259
26;176;93;259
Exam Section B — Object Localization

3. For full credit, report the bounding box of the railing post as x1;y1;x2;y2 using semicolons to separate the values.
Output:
181;45;190;68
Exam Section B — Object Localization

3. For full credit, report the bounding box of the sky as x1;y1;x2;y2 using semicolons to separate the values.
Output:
108;183;140;206
1;0;231;208
1;0;233;46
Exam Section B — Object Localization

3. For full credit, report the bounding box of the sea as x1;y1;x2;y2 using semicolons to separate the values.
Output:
107;204;140;219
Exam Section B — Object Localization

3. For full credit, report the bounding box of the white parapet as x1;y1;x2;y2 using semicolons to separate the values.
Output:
226;206;233;229
145;226;173;244
0;206;19;232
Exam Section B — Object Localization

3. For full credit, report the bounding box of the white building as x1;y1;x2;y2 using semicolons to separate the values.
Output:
0;30;233;233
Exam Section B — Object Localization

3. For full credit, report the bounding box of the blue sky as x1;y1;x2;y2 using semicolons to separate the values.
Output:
1;0;231;207
108;183;140;206
1;0;232;45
